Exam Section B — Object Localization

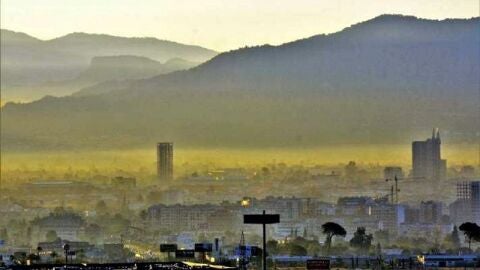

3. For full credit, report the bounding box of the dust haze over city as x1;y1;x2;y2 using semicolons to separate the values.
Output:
0;0;480;269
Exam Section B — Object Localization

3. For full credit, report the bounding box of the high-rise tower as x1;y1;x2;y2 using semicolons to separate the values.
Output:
412;128;446;180
157;142;173;180
456;181;480;224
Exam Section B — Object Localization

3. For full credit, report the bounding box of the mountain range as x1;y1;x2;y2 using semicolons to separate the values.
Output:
1;29;217;102
1;15;479;151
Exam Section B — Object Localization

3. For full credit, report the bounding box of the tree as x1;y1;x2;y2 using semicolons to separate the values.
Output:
53;207;66;215
45;230;57;242
432;227;442;250
451;226;461;249
27;253;40;263
105;214;131;235
139;210;148;221
374;230;390;246
12;252;27;265
349;227;373;254
146;191;162;204
36;246;43;261
95;200;108;215
322;222;346;254
289;244;307;256
376;242;382;256
0;228;7;242
26;226;32;239
197;232;208;242
459;222;480;250
50;251;58;262
261;167;270;177
75;249;86;263
267;240;279;255
345;161;357;179
84;224;102;244
444;225;461;250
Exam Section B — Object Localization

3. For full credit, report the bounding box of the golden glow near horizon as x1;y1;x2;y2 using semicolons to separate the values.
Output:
1;145;477;175
1;0;478;51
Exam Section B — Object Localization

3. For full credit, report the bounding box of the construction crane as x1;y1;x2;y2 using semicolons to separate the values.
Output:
385;175;424;204
239;231;246;270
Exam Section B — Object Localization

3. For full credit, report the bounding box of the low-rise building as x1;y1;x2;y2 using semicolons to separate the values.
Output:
31;211;86;243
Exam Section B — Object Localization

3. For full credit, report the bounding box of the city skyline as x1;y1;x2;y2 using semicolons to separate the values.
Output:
1;1;479;268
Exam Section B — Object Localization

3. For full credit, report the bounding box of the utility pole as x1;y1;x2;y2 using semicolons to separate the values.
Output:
385;176;401;204
385;175;424;204
390;185;394;204
395;176;399;204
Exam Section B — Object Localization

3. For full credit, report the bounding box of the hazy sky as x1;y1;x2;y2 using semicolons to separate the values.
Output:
2;0;478;51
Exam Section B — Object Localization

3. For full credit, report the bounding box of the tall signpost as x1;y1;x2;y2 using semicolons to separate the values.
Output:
244;211;280;270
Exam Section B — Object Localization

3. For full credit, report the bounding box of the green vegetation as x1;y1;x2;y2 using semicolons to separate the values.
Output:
45;230;58;242
349;227;373;254
459;222;480;250
322;222;346;255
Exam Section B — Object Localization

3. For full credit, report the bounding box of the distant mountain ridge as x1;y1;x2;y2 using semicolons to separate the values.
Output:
75;55;199;84
43;31;217;63
2;15;479;150
1;29;41;44
1;53;201;102
71;55;200;97
0;29;217;87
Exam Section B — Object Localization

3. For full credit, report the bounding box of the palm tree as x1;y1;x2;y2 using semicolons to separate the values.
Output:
322;222;346;255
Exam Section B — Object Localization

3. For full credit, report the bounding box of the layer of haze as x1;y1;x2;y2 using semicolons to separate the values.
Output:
2;145;478;176
2;0;478;51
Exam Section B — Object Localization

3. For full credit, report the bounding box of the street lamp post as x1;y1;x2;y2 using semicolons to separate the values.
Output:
63;243;70;265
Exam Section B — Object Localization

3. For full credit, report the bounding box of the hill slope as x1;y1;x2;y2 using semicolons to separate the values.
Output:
0;29;216;87
2;15;479;150
1;54;201;102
